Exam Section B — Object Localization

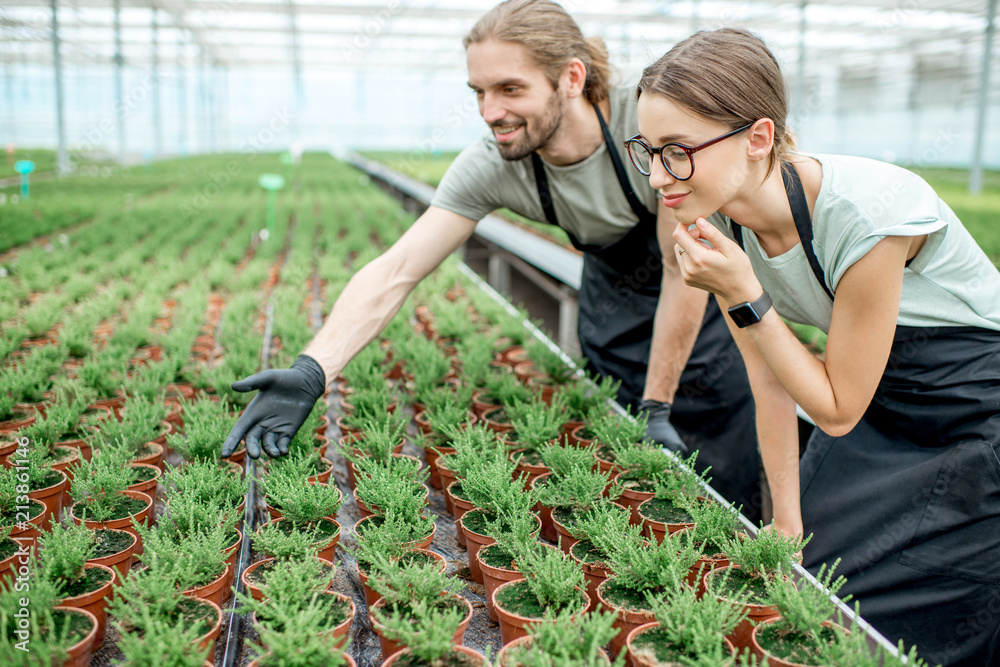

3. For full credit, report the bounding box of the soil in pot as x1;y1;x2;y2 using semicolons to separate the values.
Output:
477;543;524;623
357;549;444;608
87;528;136;580
598;576;658;659
256;590;354;650
382;645;489;667
637;496;694;543
628;622;736;667
28;467;68;532
49;607;98;667
6;497;46;542
753;619;844;667
266;517;341;562
58;562;116;646
704;566;781;653
71;490;153;554
371;594;472;659
493;578;588;646
570;538;613;613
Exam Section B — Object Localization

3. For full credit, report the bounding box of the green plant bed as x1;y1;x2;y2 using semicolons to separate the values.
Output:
60;564;114;598
640;497;692;524
709;568;771;606
630;625;731;666
0;537;18;560
601;577;655;614
92;529;134;558
496;579;583;618
755;622;840;666
73;495;147;522
480;543;518;570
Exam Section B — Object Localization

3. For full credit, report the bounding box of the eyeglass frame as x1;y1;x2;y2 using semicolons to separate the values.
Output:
623;122;755;180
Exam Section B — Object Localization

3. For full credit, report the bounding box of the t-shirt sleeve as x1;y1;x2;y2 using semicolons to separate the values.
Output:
430;139;506;222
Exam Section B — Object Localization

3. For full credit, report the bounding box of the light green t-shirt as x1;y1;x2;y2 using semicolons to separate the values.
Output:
430;79;658;246
707;153;1000;332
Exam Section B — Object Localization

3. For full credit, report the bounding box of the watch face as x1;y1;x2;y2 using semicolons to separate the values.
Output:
728;304;759;328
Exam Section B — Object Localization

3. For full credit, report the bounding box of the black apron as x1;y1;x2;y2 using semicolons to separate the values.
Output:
531;104;761;523
733;163;1000;667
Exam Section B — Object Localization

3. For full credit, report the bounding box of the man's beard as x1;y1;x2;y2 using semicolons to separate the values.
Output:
493;92;563;161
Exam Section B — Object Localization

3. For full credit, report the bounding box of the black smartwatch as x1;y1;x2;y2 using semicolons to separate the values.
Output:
728;290;773;328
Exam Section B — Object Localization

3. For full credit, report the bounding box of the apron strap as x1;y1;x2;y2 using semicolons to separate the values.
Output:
730;162;834;301
530;102;658;233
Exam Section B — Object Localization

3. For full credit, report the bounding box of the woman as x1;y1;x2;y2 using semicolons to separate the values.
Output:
626;28;1000;667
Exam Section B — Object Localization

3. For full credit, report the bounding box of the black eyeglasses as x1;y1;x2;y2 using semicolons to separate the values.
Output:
623;123;754;180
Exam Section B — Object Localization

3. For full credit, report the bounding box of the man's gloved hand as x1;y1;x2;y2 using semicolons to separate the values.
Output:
639;399;688;455
221;354;326;460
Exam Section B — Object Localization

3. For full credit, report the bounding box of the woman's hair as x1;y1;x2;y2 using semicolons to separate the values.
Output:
637;28;796;178
463;0;611;104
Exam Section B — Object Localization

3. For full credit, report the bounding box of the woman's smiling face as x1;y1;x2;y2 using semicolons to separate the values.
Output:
636;92;755;225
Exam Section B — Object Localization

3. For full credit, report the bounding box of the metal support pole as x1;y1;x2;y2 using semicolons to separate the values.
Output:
794;0;809;125
50;0;68;174
971;0;997;195
152;8;162;157
488;252;511;294
177;37;186;154
113;0;125;162
5;64;16;146
288;0;303;143
198;46;207;152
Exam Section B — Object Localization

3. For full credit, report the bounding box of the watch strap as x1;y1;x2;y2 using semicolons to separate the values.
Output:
728;290;773;328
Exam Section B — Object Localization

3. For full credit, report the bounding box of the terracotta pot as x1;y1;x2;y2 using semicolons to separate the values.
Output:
89;392;125;420
627;621;737;667
342;440;406;490
222;446;247;466
482;406;515;435
370;594;473;659
52;606;98;667
569;424;597;448
220;527;243;603
381;645;488;667
492;579;590;646
495;635;611;666
254;590;355;650
570;540;613;613
10;499;46;544
306;457;334;485
0;405;38;434
551;511;581;555
352;514;434;556
687;554;731;596
530;473;558;543
128;463;161;522
704;566;781;654
357;548;445;608
0;436;20;467
58;563;116;647
445;480;475;533
28;468;68;532
183;562;231;609
71;490;153;555
86;528;137;581
461;511;542;585
0;537;29;589
193;599;224;666
597;576;656;660
240;557;335;602
261;517;341;562
637;497;694;544
132;441;165;470
751;617;848;667
612;471;655;526
48;446;81;482
477;543;525;623
510;449;551;491
471;392;500;419
424;443;455;490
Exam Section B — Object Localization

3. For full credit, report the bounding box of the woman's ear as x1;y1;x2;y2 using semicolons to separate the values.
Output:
560;58;587;98
747;118;775;163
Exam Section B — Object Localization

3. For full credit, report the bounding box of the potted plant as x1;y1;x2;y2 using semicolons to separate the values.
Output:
340;412;407;488
69;449;154;552
37;522;117;646
0;572;99;667
353;454;427;521
163;457;249;519
477;509;542;623
438;424;507;524
530;441;598;542
0;460;47;542
352;512;447;607
553;374;620;435
86;527;138;580
680;500;742;593
611;445;691;526
539;454;622;554
353;469;437;554
259;467;343;561
563;502;633;612
339;383;396;435
457;457;540;584
496;606;623;666
479;373;533;430
239;556;355;650
14;445;68;532
242;522;332;602
249;609;357;667
704;528;810;652
111;568;223;666
507;394;570;487
115;608;213;667
368;556;473;658
592;523;701;658
0;526;23;588
88;396;168;467
586;411;650;472
751;562;852;666
515;340;581;403
625;584;745;667
636;452;707;543
166;395;242;464
492;540;590;645
377;598;489;667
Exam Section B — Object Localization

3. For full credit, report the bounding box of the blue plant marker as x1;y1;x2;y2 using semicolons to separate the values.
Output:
258;173;285;239
15;160;34;199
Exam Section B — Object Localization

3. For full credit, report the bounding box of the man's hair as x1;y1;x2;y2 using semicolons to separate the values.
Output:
464;0;612;104
637;28;796;178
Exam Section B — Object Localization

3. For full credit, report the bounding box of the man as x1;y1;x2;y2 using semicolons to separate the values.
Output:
222;0;761;522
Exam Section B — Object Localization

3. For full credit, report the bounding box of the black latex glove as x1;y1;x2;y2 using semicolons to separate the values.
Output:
221;354;326;460
639;399;688;455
